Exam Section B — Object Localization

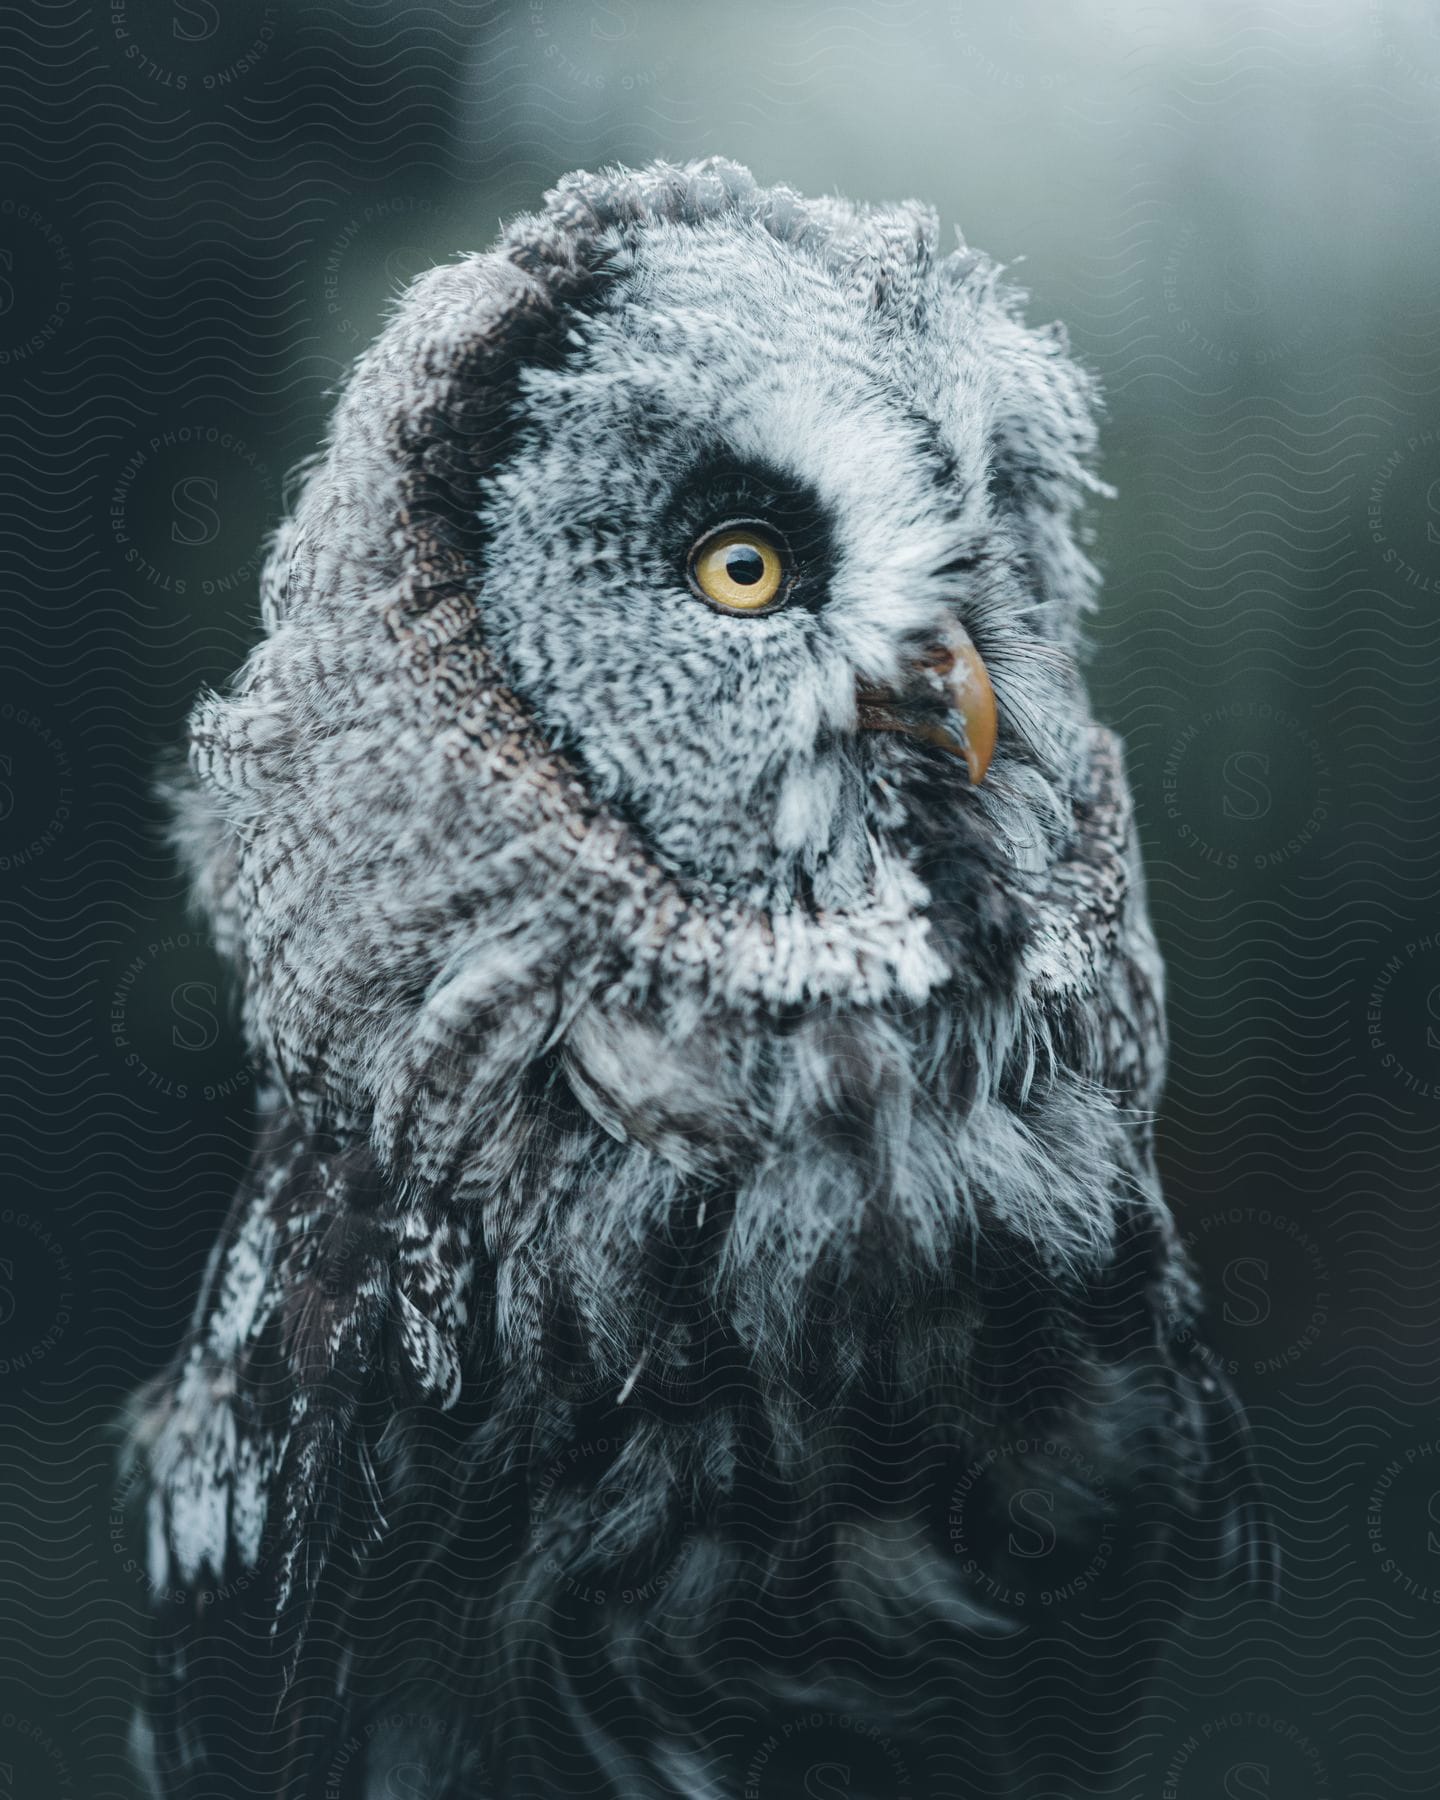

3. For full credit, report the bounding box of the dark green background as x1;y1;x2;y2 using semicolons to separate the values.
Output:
3;3;1438;1794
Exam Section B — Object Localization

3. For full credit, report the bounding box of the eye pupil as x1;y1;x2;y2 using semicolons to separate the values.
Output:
724;545;765;586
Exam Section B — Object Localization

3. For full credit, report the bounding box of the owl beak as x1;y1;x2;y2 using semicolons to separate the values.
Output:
854;626;997;785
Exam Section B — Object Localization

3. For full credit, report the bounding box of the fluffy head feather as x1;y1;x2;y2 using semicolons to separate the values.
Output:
184;157;1151;1277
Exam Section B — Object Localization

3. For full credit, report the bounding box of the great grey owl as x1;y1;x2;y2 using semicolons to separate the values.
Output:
126;158;1273;1800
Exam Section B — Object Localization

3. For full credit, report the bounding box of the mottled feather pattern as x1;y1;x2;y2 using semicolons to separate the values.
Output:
139;1111;474;1622
127;159;1271;1799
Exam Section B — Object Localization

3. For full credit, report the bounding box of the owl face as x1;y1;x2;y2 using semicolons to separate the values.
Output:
477;215;1093;914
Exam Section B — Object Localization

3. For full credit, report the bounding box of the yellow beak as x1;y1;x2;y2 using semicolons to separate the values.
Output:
854;626;997;785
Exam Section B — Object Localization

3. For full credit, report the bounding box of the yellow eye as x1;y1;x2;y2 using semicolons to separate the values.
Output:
688;523;789;614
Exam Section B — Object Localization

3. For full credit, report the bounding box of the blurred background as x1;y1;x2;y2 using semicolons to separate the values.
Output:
3;2;1439;1793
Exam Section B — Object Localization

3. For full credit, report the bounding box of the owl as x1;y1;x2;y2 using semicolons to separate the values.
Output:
126;159;1273;1800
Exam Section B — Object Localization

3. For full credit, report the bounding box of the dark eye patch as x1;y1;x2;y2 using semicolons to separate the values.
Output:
663;454;835;614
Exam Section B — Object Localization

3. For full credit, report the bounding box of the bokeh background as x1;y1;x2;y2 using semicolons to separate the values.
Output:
4;2;1440;1794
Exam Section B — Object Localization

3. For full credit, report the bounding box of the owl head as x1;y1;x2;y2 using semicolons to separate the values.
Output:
184;159;1138;1266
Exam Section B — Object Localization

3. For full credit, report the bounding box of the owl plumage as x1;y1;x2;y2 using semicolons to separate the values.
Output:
126;159;1272;1800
